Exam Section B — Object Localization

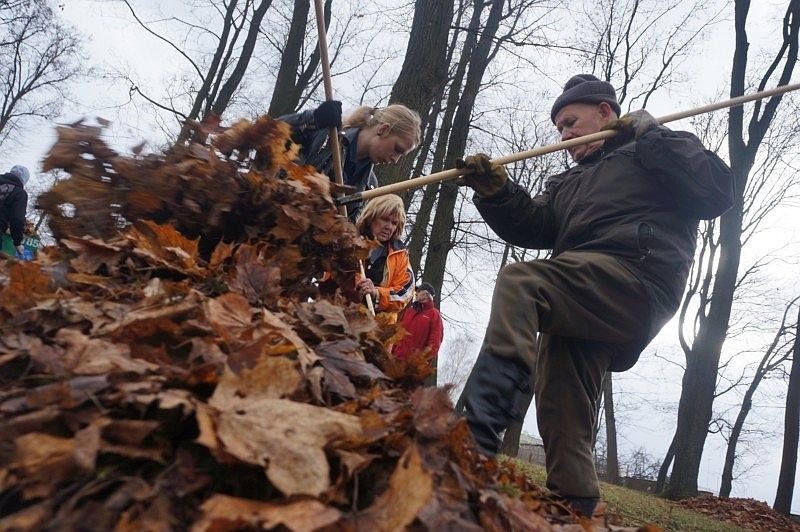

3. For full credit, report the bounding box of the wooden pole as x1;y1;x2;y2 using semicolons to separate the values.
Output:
312;0;347;217
313;0;375;316
336;82;800;205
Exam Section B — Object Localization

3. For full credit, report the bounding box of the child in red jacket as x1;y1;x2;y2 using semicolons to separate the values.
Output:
392;282;444;361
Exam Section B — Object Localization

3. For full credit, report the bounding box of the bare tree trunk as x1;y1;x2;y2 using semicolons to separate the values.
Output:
774;305;800;515
211;0;273;116
655;439;675;493
266;0;331;117
719;298;799;497
267;0;311;116
176;0;239;142
604;372;620;484
376;0;454;191
718;388;753;497
499;422;523;457
407;184;439;275
406;2;473;273
423;0;505;297
664;0;800;499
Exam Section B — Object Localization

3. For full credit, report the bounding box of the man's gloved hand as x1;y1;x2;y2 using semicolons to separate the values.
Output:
602;109;659;148
314;100;342;129
455;153;508;198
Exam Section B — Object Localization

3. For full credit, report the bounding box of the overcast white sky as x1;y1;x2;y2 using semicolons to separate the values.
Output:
3;0;798;515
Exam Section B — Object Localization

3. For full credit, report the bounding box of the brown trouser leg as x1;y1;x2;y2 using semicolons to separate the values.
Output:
476;251;651;498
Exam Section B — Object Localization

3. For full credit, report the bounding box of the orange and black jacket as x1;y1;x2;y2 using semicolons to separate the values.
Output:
363;239;415;323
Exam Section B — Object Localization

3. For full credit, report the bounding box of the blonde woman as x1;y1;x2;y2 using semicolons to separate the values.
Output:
354;194;414;323
279;103;421;220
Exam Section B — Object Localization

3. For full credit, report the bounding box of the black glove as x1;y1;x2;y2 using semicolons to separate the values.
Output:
602;109;659;149
455;153;508;198
314;100;342;129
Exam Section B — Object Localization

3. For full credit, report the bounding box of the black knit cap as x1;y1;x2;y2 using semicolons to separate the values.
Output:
417;282;435;298
550;74;621;123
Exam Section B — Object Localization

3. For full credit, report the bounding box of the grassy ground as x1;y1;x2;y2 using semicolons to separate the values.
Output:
511;459;750;532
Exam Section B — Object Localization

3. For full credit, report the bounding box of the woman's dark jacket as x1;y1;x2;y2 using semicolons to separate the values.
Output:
474;127;734;367
279;109;377;221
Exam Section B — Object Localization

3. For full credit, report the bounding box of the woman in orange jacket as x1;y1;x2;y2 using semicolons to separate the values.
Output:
354;195;414;323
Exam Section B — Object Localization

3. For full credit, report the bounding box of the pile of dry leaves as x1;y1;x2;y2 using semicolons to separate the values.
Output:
0;117;649;531
676;497;800;532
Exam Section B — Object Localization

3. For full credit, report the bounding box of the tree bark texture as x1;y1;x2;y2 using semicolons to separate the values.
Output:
406;2;472;276
499;421;523;457
664;0;799;499
375;0;454;192
267;0;312;117
423;0;505;298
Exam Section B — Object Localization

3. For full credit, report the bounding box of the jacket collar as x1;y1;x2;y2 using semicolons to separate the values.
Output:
412;299;434;311
0;173;23;187
577;147;605;165
343;127;360;144
367;239;405;262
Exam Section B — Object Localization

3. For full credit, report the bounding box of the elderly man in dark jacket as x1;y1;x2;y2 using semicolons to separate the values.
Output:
0;165;30;258
456;74;734;517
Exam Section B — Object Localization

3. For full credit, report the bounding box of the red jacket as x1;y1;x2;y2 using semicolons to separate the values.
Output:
392;299;444;360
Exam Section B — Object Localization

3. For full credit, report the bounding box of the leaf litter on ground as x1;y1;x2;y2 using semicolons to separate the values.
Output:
0;116;657;531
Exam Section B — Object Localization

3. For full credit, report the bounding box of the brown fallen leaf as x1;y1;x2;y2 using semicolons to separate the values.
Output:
351;443;434;531
208;395;362;497
193;494;342;532
56;328;159;376
5;432;81;499
0;261;54;312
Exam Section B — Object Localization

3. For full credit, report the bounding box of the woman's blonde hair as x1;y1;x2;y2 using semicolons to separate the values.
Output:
343;104;422;145
355;194;407;242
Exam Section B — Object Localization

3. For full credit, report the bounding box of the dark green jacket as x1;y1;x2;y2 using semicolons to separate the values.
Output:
475;127;734;369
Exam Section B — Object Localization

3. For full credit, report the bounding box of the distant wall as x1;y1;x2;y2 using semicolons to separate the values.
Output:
518;443;546;466
621;476;657;493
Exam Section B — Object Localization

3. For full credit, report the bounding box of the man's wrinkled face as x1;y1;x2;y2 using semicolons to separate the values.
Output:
554;102;614;163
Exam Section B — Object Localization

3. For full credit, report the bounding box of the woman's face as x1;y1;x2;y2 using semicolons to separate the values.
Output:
368;124;417;165
369;213;401;243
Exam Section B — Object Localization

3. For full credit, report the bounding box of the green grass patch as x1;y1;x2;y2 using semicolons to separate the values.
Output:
510;459;749;532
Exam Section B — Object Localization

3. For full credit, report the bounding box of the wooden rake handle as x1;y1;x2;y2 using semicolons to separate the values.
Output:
336;82;800;205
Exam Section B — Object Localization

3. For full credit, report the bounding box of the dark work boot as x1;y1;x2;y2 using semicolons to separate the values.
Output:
461;350;532;456
564;496;599;518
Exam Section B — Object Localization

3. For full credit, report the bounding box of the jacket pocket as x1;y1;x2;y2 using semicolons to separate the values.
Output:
636;222;654;264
